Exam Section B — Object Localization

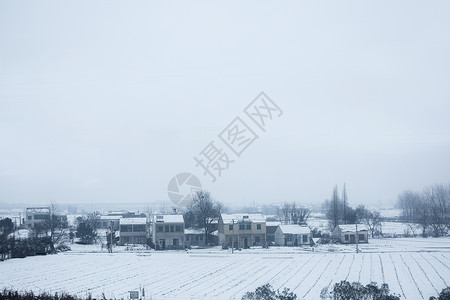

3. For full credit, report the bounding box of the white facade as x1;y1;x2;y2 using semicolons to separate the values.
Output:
274;225;311;246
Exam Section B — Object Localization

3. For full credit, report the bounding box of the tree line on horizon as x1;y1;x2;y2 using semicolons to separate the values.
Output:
397;183;450;237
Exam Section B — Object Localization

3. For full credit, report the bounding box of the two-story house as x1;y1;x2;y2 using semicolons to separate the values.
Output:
25;207;50;229
218;214;266;248
152;215;185;250
118;218;148;245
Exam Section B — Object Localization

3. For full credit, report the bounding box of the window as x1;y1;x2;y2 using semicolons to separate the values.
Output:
165;225;170;232
239;224;245;230
359;234;365;241
302;235;308;243
229;225;233;230
34;214;49;220
27;216;32;220
246;224;251;230
175;225;182;232
121;225;132;232
173;239;179;246
133;225;145;232
257;224;261;230
199;235;203;240
186;235;190;241
345;235;349;241
170;225;174;232
286;235;292;242
157;225;163;232
255;236;261;243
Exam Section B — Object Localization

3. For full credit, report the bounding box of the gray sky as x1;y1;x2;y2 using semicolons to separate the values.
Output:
1;1;449;208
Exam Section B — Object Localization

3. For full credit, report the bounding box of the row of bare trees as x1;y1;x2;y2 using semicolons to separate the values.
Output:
397;183;450;237
278;203;310;225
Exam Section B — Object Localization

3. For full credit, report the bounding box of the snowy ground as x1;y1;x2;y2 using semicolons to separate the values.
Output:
1;238;449;300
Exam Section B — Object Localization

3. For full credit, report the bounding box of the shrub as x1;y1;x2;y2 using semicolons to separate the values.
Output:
429;287;450;300
321;281;400;300
242;284;297;300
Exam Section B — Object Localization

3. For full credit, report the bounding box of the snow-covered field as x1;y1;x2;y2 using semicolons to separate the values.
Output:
1;238;449;300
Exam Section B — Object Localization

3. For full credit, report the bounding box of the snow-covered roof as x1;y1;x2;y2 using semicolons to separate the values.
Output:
337;224;369;232
26;207;50;214
120;218;147;225
185;228;204;235
278;225;311;235
101;215;122;220
153;214;184;223
221;213;265;224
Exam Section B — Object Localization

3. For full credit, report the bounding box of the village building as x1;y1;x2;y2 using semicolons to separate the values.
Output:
152;215;185;250
266;221;280;245
331;224;369;244
100;215;122;231
118;217;148;245
274;225;311;246
218;214;266;248
25;207;50;228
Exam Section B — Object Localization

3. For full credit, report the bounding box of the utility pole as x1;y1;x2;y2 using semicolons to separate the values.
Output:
356;223;359;254
232;219;235;253
110;221;113;253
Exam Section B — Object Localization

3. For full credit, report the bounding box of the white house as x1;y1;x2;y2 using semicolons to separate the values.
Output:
118;218;148;245
25;207;50;229
152;214;185;250
331;224;369;244
274;225;311;246
218;213;266;248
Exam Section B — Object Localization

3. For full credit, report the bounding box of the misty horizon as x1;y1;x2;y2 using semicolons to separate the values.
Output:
1;1;450;208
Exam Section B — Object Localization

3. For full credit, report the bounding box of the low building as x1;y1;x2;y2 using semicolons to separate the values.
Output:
152;215;185;250
274;225;311;246
100;215;122;231
25;207;50;229
118;218;148;245
185;228;206;247
218;214;266;248
331;224;369;244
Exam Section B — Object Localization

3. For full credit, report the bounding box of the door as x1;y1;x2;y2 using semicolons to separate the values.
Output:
159;239;166;250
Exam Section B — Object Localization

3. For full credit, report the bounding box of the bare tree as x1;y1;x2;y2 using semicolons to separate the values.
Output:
290;203;310;224
281;203;290;224
363;210;382;237
33;203;68;253
190;190;221;245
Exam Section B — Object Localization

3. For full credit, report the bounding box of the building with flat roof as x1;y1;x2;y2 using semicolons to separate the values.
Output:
118;217;148;245
25;207;50;229
152;214;185;250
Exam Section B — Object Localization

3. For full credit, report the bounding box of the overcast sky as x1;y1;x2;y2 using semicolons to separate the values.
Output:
1;1;449;208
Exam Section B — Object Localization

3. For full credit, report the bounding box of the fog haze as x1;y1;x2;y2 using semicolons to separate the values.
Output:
1;1;449;207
